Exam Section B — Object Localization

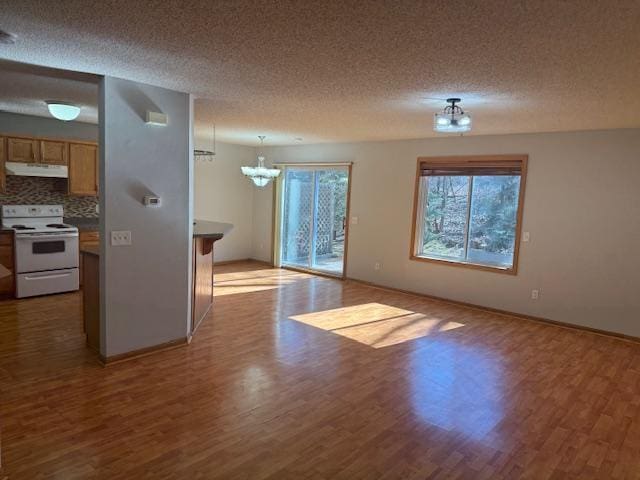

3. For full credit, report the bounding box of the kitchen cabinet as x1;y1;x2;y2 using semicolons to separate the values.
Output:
0;136;6;193
192;236;214;333
79;230;99;286
0;232;14;297
81;247;100;352
40;140;68;165
7;137;40;163
191;222;229;335
68;143;98;196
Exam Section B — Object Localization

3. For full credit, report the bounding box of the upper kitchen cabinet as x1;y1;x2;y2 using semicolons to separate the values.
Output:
68;142;98;196
0;136;6;193
40;140;68;165
7;137;40;163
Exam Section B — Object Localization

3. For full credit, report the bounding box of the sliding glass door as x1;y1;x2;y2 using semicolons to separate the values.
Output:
279;165;350;276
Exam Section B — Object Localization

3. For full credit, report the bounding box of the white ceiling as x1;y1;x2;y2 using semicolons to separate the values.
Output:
0;0;638;145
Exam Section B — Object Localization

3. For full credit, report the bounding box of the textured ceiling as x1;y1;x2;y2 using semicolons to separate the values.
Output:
0;0;639;145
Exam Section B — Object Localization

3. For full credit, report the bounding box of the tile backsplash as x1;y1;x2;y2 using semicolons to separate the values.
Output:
0;176;98;217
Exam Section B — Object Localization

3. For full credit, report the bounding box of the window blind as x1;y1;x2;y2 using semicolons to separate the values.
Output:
419;157;524;177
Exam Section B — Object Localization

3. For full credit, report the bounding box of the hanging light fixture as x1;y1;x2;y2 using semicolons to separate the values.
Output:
433;98;472;133
241;136;281;187
46;101;81;121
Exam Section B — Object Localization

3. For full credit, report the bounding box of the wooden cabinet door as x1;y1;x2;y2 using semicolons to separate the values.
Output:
40;140;68;165
7;137;39;163
0;232;14;297
68;143;98;196
0;136;6;193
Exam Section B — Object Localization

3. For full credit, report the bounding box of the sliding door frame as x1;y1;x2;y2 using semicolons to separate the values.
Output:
272;162;352;280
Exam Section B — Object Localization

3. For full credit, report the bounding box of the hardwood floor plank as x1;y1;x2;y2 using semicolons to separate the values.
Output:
1;261;640;479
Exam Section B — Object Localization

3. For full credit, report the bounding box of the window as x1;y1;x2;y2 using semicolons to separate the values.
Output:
411;155;527;273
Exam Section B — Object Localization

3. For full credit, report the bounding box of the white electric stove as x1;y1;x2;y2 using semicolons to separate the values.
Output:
1;205;79;298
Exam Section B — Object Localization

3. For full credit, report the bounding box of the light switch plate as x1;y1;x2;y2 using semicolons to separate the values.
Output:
522;231;530;242
111;230;132;246
351;216;359;225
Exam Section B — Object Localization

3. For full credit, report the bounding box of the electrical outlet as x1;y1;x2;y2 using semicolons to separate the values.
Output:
111;230;132;246
522;231;530;242
531;289;539;300
374;262;381;271
351;216;359;225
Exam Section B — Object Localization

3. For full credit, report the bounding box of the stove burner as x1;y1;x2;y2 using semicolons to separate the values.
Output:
12;225;36;230
46;223;70;229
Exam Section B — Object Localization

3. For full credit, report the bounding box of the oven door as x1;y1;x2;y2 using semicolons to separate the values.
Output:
14;232;79;273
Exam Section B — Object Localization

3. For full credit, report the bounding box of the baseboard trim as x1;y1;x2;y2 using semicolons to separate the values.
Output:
213;258;273;267
247;258;275;267
99;337;189;366
213;258;251;266
280;264;345;280
345;277;640;345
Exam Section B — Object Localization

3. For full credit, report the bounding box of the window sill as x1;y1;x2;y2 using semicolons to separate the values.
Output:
409;254;517;275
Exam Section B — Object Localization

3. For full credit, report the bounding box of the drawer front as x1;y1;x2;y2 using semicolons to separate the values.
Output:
16;268;79;298
80;231;100;243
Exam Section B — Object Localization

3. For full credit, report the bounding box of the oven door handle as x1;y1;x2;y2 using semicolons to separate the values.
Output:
24;272;73;281
15;233;79;239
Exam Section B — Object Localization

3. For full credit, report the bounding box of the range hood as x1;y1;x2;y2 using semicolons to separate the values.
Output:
5;161;68;178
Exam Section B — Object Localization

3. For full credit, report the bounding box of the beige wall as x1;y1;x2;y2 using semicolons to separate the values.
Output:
251;129;640;337
194;141;256;262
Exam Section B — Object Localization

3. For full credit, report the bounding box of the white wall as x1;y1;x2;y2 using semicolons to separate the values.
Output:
251;129;640;338
194;141;255;262
100;76;193;357
0;111;98;141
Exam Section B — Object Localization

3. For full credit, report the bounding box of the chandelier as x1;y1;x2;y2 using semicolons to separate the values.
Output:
241;136;281;187
434;98;472;133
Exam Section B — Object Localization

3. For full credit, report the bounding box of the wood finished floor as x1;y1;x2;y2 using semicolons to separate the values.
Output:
1;261;640;479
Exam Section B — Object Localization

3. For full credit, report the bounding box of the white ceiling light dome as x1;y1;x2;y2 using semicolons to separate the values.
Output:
434;98;472;133
46;101;81;121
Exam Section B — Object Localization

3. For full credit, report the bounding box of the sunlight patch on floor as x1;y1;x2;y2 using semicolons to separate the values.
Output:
290;303;464;348
214;269;313;296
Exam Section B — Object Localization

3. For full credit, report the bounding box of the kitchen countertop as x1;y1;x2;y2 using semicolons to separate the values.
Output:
80;245;100;257
77;221;231;255
193;220;233;240
65;217;100;231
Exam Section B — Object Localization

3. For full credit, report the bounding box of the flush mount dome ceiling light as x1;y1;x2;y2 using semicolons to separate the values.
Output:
240;135;281;187
46;101;81;121
434;98;472;133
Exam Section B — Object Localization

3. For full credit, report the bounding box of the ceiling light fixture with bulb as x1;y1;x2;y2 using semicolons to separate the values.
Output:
46;101;81;121
240;135;281;187
434;98;472;133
